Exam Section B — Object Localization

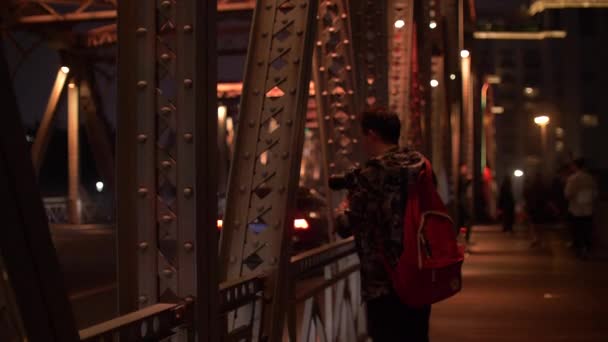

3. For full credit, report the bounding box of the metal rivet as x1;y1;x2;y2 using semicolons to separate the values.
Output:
248;120;255;127
353;138;359;144
183;133;193;142
350;115;357;120
163;268;173;277
137;134;147;143
138;296;148;303
161;160;171;169
324;116;331;121
328;139;334;144
136;27;147;35
281;152;289;159
293;58;300;64
319;66;326;72
230;256;237;263
137;81;147;88
161;106;171;115
253;89;260;95
347;89;354;95
329;163;336;168
244;152;251;160
160;53;170;61
183;187;193;197
139;242;148;250
286;119;293;126
322;91;329;96
184;79;193;88
341;13;348;19
184;242;193;251
162;215;172;223
346;65;352;71
138;188;148;197
183;25;193;33
316;41;322;46
239;186;247;193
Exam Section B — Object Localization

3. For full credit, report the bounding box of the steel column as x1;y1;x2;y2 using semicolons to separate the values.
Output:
219;0;318;340
31;67;68;175
0;39;78;342
350;0;389;111
67;80;81;224
387;0;414;148
312;0;362;238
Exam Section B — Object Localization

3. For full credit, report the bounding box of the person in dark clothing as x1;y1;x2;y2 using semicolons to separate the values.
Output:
498;176;515;233
523;172;548;247
335;110;431;342
458;164;473;242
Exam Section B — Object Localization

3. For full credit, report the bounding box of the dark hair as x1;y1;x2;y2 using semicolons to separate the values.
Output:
573;158;585;169
360;110;401;145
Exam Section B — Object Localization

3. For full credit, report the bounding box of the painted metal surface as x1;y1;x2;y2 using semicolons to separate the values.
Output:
388;0;414;148
350;0;389;111
219;0;318;340
312;0;362;238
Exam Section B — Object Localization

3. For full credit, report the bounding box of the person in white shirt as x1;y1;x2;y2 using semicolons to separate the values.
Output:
564;158;598;259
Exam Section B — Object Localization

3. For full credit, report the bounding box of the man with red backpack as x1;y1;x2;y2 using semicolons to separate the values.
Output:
334;110;463;341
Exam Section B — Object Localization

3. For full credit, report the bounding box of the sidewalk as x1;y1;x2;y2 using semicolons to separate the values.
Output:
430;224;608;342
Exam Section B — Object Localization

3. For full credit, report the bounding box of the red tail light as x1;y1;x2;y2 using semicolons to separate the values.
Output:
294;219;309;230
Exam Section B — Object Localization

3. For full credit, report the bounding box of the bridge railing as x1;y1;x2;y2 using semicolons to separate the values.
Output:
78;301;191;341
288;237;367;342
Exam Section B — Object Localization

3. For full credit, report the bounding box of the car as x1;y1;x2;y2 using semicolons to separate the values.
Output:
217;186;329;254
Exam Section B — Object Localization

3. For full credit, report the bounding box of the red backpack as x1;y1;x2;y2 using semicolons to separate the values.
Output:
382;159;465;307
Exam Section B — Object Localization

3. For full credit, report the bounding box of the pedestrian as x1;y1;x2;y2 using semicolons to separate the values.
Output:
334;109;431;342
523;172;548;247
458;163;473;243
564;158;598;259
498;175;515;234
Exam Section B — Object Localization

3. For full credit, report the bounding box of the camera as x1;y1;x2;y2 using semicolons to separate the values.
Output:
328;168;361;190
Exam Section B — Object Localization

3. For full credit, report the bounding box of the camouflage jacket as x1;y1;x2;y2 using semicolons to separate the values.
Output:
336;147;425;300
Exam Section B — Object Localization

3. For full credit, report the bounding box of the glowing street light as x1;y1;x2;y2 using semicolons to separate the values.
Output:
394;19;405;29
217;105;227;122
514;170;524;177
429;21;437;29
460;49;470;58
61;66;70;74
96;181;104;193
450;74;456;80
430;79;439;88
534;115;550;126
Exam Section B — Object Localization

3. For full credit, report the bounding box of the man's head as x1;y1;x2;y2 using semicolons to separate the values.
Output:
360;109;400;157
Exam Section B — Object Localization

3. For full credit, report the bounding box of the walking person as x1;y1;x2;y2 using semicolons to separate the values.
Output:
523;172;548;248
498;175;516;234
565;158;598;259
334;110;431;342
458;164;474;243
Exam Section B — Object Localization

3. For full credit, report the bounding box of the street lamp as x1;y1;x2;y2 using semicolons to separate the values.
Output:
460;49;470;58
394;19;405;29
430;79;439;88
429;20;437;29
534;115;550;126
514;170;524;177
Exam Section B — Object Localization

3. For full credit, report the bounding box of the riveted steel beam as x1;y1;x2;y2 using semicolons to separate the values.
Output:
312;0;362;239
126;1;218;340
219;0;318;340
349;0;388;111
387;0;414;148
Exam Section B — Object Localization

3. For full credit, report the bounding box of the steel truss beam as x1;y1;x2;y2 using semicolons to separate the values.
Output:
219;0;318;340
350;0;389;111
387;0;414;148
125;0;218;340
312;0;362;237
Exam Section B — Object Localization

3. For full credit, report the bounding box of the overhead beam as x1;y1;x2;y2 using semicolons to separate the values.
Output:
529;0;608;14
15;1;255;24
473;30;567;40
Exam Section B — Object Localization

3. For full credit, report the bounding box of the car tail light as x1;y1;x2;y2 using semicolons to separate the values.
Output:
217;219;223;230
294;219;309;230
